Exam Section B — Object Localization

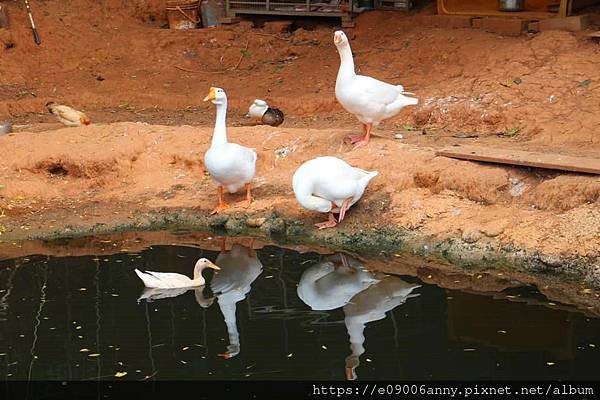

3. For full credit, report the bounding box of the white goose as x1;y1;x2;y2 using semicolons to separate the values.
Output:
204;87;258;214
343;275;421;380
134;258;220;289
334;30;418;148
292;156;378;229
211;239;263;359
297;253;379;311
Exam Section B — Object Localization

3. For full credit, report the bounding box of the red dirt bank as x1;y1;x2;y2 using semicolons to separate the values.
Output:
0;2;599;296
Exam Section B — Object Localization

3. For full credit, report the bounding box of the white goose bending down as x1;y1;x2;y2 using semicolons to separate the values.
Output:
333;30;418;149
134;258;220;289
292;156;378;229
204;87;258;214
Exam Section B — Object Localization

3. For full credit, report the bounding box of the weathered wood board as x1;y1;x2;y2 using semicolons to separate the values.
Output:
436;145;600;174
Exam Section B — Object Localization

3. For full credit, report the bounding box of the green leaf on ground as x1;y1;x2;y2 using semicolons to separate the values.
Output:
578;79;592;87
240;49;251;58
501;127;520;137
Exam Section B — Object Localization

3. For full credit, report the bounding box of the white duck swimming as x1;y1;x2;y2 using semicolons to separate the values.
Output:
211;239;263;359
204;87;258;214
297;253;379;311
333;30;418;149
292;156;378;229
343;275;421;380
134;258;220;289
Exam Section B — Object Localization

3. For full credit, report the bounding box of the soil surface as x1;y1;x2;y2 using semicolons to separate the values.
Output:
0;2;599;295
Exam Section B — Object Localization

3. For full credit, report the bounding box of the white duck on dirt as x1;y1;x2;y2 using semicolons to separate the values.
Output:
333;30;418;148
247;99;284;127
292;156;378;229
46;102;91;126
204;87;258;214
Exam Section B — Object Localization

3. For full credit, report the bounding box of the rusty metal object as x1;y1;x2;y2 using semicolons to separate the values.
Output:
166;0;200;29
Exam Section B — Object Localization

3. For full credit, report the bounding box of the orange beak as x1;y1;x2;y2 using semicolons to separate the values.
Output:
206;260;221;270
334;32;343;45
203;87;216;102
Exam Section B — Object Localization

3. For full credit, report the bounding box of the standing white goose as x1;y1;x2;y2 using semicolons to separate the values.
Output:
343;275;421;380
292;156;378;229
333;30;418;149
204;87;258;214
211;239;263;359
134;258;220;289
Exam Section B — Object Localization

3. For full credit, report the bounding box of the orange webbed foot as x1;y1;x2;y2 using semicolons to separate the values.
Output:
211;202;230;215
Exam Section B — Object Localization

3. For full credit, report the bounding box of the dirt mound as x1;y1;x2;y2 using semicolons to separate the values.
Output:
0;123;598;263
0;2;597;161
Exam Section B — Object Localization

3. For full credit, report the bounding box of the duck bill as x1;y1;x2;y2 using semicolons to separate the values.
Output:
203;87;216;102
207;261;221;270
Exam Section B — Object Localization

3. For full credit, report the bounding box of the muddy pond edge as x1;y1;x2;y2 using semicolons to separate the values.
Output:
1;206;598;290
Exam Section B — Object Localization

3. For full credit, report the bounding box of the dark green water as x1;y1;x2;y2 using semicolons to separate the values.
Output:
0;240;599;381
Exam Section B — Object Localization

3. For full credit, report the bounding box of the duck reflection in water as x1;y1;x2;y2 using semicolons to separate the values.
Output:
344;274;421;380
297;253;380;311
211;237;263;359
137;286;216;307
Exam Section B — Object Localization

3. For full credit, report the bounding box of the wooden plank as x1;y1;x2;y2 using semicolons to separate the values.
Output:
436;145;600;174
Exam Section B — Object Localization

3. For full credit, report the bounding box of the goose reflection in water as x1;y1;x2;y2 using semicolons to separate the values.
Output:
297;253;421;380
344;274;421;380
297;253;380;311
211;238;263;359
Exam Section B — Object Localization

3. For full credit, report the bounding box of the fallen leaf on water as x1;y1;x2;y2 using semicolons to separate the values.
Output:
321;345;327;350
88;353;100;357
366;358;372;362
114;372;127;378
182;347;189;351
497;330;507;334
79;348;90;353
546;362;555;366
287;353;293;358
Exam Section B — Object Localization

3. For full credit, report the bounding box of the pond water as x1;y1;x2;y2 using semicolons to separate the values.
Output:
0;238;599;381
